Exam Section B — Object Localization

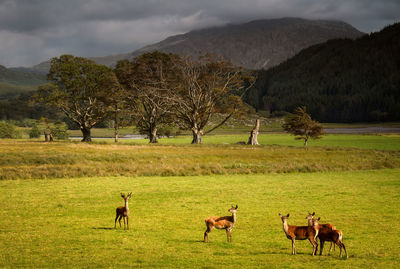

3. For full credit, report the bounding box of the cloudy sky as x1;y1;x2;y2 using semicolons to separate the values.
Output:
0;0;399;67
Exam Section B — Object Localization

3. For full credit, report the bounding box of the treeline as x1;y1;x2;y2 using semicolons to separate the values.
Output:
245;22;400;122
34;52;251;143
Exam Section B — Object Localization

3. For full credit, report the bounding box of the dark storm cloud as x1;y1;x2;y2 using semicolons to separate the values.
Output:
0;0;399;67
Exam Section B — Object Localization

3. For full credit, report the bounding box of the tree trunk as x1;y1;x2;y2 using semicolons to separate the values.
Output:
149;127;158;143
81;126;92;142
114;109;119;143
304;138;308;147
247;119;260;145
191;129;203;144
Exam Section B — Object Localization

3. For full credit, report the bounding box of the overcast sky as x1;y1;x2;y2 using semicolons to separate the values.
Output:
0;0;399;67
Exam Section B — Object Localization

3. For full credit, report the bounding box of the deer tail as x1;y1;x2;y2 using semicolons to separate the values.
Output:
338;231;343;243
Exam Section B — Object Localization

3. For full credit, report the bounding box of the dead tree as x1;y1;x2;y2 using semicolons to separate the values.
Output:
247;119;260;145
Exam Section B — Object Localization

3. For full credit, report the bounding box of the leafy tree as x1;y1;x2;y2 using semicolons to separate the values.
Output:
35;55;119;142
51;122;69;140
173;54;251;144
115;52;179;143
29;125;41;138
282;106;324;146
0;121;21;138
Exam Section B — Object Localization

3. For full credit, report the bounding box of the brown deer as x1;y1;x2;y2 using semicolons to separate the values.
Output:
279;213;319;256
114;192;132;230
306;212;335;252
204;205;238;242
308;214;348;258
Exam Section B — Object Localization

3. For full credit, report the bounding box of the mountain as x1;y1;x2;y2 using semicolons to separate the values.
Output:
245;22;400;122
32;18;363;72
129;18;363;70
0;65;46;98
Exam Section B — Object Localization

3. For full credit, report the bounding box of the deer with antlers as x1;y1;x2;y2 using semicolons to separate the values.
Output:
279;213;319;256
114;192;132;230
306;212;348;258
204;205;238;243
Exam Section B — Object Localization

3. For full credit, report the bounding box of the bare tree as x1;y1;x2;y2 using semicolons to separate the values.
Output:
115;52;179;143
173;55;251;144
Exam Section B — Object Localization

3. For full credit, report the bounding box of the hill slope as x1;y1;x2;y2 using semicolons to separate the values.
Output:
0;65;46;98
32;18;363;72
130;18;363;70
245;22;400;122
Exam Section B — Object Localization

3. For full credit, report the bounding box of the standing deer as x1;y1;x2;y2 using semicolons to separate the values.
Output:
114;192;132;230
307;213;348;258
279;213;319;256
306;212;335;253
204;205;238;243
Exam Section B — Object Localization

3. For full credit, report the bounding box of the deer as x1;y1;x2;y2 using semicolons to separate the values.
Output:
204;205;238;243
279;213;319;256
307;213;348;258
306;212;336;253
114;192;132;230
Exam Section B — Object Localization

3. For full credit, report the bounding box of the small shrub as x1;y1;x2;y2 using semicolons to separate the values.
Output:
0;121;21;138
51;122;69;140
29;125;42;138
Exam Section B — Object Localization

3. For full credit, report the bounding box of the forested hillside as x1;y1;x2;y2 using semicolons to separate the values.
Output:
245;22;400;122
0;65;46;99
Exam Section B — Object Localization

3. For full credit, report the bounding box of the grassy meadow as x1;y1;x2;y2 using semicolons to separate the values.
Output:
1;170;400;268
1;133;400;268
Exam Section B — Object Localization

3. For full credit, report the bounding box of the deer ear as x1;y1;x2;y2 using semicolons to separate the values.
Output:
312;212;315;216
317;217;321;221
279;213;282;217
120;193;125;198
235;205;238;209
286;214;290;217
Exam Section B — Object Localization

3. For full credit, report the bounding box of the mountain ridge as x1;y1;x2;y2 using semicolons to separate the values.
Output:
245;22;400;122
31;17;364;72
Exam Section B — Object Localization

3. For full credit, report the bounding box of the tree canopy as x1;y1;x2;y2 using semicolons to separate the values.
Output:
282;106;324;146
35;55;120;142
173;54;250;144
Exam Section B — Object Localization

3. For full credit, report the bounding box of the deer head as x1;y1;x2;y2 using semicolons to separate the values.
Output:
121;192;132;201
279;213;291;223
228;205;238;214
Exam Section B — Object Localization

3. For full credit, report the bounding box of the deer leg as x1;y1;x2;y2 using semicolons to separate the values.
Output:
328;242;333;255
291;239;296;255
118;215;122;227
204;226;212;243
341;242;348;258
114;214;119;228
309;238;317;256
123;217;126;230
319;240;325;255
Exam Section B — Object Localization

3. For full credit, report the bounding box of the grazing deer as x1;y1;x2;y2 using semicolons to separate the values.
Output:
204;205;238;243
279;213;319;256
308;216;348;258
114;192;132;230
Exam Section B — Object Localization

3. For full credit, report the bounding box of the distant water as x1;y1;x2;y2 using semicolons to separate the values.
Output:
324;127;400;134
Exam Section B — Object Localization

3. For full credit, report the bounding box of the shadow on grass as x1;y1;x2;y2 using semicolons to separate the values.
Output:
91;227;114;230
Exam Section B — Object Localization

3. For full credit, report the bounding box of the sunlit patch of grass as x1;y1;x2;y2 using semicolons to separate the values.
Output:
0;170;399;267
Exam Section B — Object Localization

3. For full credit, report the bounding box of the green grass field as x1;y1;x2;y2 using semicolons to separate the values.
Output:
1;135;400;179
1;170;399;268
1;134;400;268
